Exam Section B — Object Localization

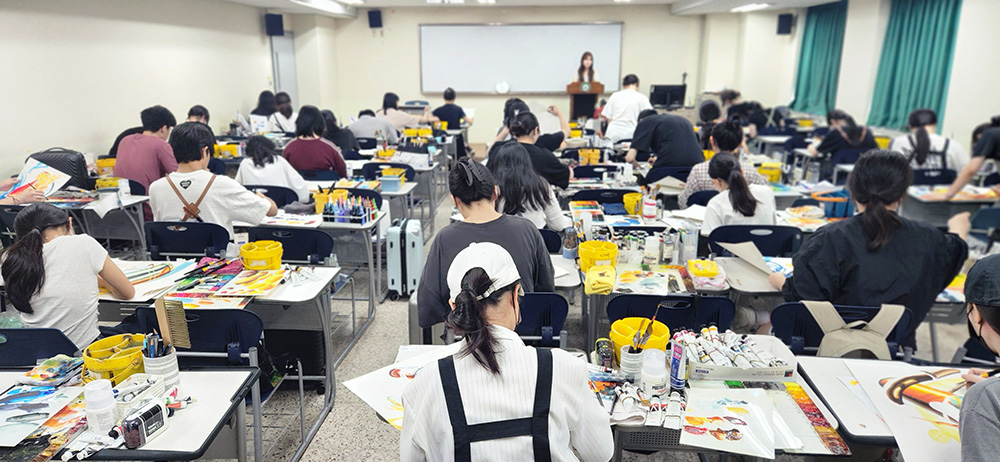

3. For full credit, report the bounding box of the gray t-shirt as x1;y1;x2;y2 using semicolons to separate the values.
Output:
417;214;554;328
961;376;1000;462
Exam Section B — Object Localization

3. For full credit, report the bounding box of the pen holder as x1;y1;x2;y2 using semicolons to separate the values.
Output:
142;347;180;389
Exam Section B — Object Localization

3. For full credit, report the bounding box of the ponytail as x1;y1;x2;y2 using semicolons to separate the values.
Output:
846;150;912;252
708;153;756;217
907;109;938;166
913;127;931;165
445;267;520;375
1;203;71;314
509;111;540;138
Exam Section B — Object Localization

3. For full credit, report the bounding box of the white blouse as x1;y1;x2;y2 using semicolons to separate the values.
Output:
701;183;777;236
498;187;572;231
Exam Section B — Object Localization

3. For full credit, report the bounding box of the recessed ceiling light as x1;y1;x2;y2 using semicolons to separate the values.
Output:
340;0;363;4
477;0;496;4
426;0;465;3
730;3;772;13
613;0;632;3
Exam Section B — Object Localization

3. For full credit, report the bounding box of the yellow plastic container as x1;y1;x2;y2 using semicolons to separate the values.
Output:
579;240;618;272
418;127;433;137
241;240;283;270
313;189;349;214
703;149;716;161
96;158;116;176
377;148;396;159
875;136;891;149
214;144;240;159
609;318;670;363
756;162;782;183
569;122;579;129
688;259;720;278
434;121;449;130
798;119;814;127
83;334;146;386
380;167;407;183
403;128;419;137
570;129;583;138
579;148;601;166
623;192;643;215
95;177;122;190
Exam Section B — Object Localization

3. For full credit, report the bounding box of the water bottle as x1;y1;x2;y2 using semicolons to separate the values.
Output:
806;162;821;184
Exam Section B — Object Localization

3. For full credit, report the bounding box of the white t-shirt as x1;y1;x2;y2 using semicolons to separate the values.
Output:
602;88;652;142
266;111;298;133
498;188;572;231
701;183;777;236
235;156;311;202
17;234;107;349
149;170;272;251
889;132;969;172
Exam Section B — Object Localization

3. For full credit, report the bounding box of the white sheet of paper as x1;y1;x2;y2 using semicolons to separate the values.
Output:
680;388;776;459
85;194;119;219
671;205;706;222
654;175;686;190
0;386;83;447
717;241;770;274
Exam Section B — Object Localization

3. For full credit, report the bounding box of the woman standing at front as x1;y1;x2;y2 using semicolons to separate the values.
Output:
572;51;600;83
401;242;613;461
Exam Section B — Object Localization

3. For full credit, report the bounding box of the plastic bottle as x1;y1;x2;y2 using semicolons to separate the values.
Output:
84;379;117;433
640;349;668;397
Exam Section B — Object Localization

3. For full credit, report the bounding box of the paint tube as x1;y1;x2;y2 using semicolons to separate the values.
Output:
669;334;687;390
738;342;769;368
662;391;683;430
688;335;711;364
742;335;787;367
698;338;732;367
723;330;743;348
707;325;722;346
645;395;663;427
724;345;753;369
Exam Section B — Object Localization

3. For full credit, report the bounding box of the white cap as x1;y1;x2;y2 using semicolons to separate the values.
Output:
447;242;521;303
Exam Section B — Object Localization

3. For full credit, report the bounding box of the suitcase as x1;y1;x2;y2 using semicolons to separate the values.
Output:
387;218;424;299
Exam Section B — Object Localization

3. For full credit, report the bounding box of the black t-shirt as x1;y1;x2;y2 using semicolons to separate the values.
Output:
324;128;360;152
513;141;570;189
973;127;1000;160
631;114;705;169
816;127;879;155
488;131;566;158
728;102;753;120
748;108;783;130
432;104;465;131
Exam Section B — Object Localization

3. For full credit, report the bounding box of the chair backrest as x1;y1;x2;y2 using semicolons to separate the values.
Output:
708;225;803;257
539;229;562;254
28;148;92;190
647;167;693;184
912;169;958;186
984;173;1000;187
244;184;300;207
972;207;1000;231
134;307;263;366
145;221;230;260
515;293;569;347
0;206;20;247
0;328;80;367
361;162;416;182
790;197;820;208
952;337;999;366
687;190;718;207
248;227;333;264
783;135;810;154
573;165;623;179
831;148;866;166
357;137;378;150
770;302;912;358
298;169;341;181
606;294;736;332
570;188;634;204
126;179;146;196
341;149;364;161
342;187;384;209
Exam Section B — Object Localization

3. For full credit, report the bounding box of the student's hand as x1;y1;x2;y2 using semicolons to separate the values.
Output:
0;178;17;191
963;368;990;389
923;192;950;202
948;211;971;239
547;105;562;117
256;192;269;200
13;189;45;204
992;185;1000;196
768;272;786;291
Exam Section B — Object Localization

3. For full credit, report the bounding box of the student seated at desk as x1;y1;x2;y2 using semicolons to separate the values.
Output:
626;110;704;169
186;105;227;176
957;254;1000;462
348;109;398;145
807;109;878;157
489;142;572;231
769;150;969;347
416;158;554;330
1;203;134;349
489;98;570;157
0;178;45;205
697;100;723;150
251;90;276;117
235;136;310;202
746;102;784;138
377;92;438;132
701;152;776;236
265;92;298;133
113;105;178;195
503;111;571;189
680;116;768;209
402;242;613;462
928;116;1000;201
602;74;652;143
282;106;348;179
432;87;473;130
149;123;277;247
890;108;969;173
321;109;360;153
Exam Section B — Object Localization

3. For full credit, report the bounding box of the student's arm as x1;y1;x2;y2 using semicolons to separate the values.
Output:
416;238;448;328
327;146;349;179
933;156;986;200
417;108;439;124
625;148;638;164
549;106;571;140
493;126;510;146
257;193;278;216
399;390;428;462
544;189;572;230
567;360;615;462
461;108;473;126
98;256;135;300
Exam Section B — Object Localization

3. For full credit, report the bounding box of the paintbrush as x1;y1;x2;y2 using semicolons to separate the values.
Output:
980;368;1000;378
631;319;647;353
154;297;190;349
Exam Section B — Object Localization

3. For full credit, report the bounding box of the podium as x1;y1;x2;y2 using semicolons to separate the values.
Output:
566;81;605;120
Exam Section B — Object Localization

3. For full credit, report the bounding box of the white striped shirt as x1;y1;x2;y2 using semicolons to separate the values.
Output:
400;326;613;461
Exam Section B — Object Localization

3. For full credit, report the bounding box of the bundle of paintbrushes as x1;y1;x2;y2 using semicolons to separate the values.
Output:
674;326;787;370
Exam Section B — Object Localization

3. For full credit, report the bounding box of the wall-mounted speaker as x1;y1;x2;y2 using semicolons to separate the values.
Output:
368;10;383;29
265;13;284;36
777;14;795;35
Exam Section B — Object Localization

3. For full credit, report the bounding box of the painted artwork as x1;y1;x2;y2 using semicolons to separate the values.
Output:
847;361;966;462
167;274;236;298
937;274;966;304
100;260;197;301
911;185;997;202
216;270;288;297
729;380;849;456
615;266;695;295
0;396;86;462
261;214;323;228
680;388;775;458
0;386;83;447
763;258;794;277
781;217;829;233
164;296;250;309
0;159;71;199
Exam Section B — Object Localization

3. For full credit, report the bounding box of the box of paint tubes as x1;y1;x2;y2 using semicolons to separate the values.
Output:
677;328;796;381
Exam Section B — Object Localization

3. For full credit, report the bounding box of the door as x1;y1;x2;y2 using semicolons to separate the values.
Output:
270;33;298;104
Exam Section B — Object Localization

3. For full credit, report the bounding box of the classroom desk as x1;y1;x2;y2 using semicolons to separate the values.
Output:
58;195;149;252
902;185;996;227
796;356;894;446
0;368;258;461
345;160;440;236
755;135;792;156
305;180;417;222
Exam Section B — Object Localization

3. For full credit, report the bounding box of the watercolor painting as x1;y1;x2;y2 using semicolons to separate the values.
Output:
261;214;323;228
216;270;288;297
164;296;250;309
0;396;86;462
100;260;197;301
680;388;775;458
0;386;83;447
0;159;71;200
764;258;794;277
615;266;695;295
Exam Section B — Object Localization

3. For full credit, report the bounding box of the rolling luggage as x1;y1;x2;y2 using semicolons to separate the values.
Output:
387;218;423;299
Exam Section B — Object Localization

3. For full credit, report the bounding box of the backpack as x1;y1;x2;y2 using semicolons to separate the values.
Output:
800;301;904;360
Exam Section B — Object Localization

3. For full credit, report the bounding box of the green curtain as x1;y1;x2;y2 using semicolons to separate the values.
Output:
867;0;963;130
790;0;848;115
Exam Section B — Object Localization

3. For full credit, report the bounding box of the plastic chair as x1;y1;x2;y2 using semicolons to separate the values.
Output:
357;138;378;150
984;173;1000;187
646;167;693;184
341;149;364;161
244;185;300;208
515;293;569;347
145;221;230;260
248;227;334;265
298;169;340;181
0;206;20;247
951;337;999;366
0;328;80;367
707;225;803;257
573;165;623;179
687;190;718;207
125;179;146;196
606;294;736;332
539;229;562;254
790;198;820;208
912;169;958;186
770;302;913;358
570;188;634;204
361;162;417;182
970;207;1000;251
28;148;94;190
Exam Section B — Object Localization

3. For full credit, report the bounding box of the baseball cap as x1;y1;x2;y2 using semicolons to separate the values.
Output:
447;242;522;303
965;254;1000;307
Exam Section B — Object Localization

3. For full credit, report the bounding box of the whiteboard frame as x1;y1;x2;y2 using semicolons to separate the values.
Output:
418;21;625;95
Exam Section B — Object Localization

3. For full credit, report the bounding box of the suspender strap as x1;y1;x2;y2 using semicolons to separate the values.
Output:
531;348;553;462
165;174;216;222
438;356;473;462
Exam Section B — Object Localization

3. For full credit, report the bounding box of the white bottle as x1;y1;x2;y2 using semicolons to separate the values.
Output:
84;379;118;433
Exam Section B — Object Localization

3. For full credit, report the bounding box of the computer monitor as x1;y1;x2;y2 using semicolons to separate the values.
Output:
650;84;687;109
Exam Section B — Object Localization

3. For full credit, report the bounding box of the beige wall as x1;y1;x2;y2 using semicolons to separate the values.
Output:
736;10;801;108
940;0;1000;144
293;14;340;112
834;0;891;123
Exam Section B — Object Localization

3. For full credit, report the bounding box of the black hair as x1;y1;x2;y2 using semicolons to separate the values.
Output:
1;203;71;314
710;115;744;152
846;149;913;252
503;98;530;128
699;100;721;123
446;267;521;375
637;109;658;123
245;135;278;168
295;105;326;138
187;105;210;123
449;157;496;205
578;51;594;83
827;109;865;147
382;92;400;112
719;89;741;105
969;303;1000;353
509;111;540;138
907;109;938;166
275;92;293;118
623;74;639;87
708;152;756;217
140;105;177;132
359;109;376;118
252;91;276;116
169;122;216;163
489;142;551;215
321;109;341;135
443;87;456;101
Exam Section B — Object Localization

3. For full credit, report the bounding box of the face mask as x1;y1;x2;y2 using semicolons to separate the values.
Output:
968;304;996;354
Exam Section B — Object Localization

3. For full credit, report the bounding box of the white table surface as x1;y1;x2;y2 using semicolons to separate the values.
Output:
757;135;792;145
551;254;581;289
796;356;892;440
304;180;415;197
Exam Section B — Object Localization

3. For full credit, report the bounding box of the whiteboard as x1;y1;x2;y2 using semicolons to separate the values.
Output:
419;23;622;94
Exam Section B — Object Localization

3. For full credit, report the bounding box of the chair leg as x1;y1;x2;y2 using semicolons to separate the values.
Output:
296;359;306;442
